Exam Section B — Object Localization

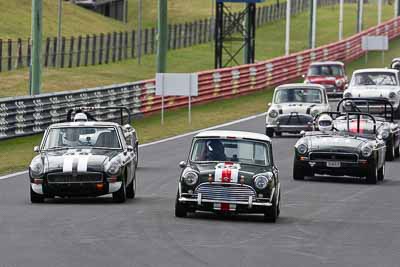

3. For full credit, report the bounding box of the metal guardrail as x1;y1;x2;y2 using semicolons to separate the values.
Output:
1;16;400;140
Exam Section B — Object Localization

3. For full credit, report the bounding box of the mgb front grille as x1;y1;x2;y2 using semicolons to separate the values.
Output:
309;152;358;162
194;183;257;203
47;172;103;184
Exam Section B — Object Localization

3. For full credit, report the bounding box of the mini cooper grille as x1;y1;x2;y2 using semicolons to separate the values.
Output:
309;152;358;162
276;114;313;125
194;183;257;202
47;172;103;184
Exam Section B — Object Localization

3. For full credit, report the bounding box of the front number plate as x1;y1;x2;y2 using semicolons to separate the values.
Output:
327;161;341;168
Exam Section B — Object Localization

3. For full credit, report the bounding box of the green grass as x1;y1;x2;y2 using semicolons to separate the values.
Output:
2;34;400;176
0;0;273;39
0;0;129;39
0;3;394;98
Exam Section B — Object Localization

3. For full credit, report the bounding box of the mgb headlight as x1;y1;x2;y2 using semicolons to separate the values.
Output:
29;157;43;178
183;171;198;186
297;143;308;154
106;158;122;175
254;174;272;190
268;109;278;118
380;130;390;140
361;144;373;158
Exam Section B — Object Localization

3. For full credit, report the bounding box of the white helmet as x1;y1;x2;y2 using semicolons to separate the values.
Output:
73;113;88;122
318;114;333;132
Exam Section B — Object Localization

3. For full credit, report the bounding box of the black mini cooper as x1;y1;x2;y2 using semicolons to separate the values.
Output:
175;130;281;222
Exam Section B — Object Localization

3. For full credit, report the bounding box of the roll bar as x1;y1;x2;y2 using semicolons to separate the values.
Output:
336;97;394;122
67;106;132;125
315;111;377;134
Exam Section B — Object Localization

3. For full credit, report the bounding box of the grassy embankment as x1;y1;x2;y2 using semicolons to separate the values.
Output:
0;3;394;98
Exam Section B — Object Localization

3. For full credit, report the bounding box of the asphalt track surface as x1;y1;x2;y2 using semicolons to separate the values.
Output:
2;110;400;267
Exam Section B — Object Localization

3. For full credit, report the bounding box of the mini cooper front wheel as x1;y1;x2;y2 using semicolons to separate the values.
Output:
264;192;278;223
266;128;274;138
30;187;45;203
175;192;188;218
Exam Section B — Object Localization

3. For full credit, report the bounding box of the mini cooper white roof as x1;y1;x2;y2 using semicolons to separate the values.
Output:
309;61;344;66
48;121;121;128
352;68;399;74
195;130;271;143
275;83;326;91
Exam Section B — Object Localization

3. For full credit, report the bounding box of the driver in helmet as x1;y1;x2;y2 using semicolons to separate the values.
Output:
74;112;88;122
205;139;227;161
318;114;334;133
63;128;82;147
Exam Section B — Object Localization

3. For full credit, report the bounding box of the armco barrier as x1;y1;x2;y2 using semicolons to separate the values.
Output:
1;17;400;140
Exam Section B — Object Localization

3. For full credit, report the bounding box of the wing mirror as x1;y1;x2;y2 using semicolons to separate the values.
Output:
33;146;40;153
179;161;187;169
377;134;383;140
125;145;134;155
300;130;306;136
267;102;272;107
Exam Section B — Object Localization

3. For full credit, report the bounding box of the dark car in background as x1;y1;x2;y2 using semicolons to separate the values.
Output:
293;112;386;184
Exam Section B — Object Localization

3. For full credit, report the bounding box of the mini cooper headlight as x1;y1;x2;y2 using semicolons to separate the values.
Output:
361;144;373;158
335;79;344;87
30;157;43;177
310;109;320;118
344;92;352;98
254;174;272;190
389;92;396;99
268;109;279;118
183;171;198;186
106;158;122;175
297;143;308;154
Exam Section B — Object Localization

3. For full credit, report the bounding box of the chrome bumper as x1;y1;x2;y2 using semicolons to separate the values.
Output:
178;186;276;208
266;124;312;132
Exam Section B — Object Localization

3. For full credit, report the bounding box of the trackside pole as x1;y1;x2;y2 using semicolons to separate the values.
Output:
31;0;43;95
188;74;192;124
339;0;344;40
285;0;291;55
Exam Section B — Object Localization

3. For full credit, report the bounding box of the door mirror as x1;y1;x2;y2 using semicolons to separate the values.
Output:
267;102;272;107
33;146;40;153
127;145;134;152
179;161;187;169
300;130;306;136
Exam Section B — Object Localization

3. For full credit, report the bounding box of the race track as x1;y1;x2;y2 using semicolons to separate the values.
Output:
1;112;400;267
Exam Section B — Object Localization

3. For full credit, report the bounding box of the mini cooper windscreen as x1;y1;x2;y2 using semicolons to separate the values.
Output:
351;72;398;86
43;127;121;150
190;139;271;166
307;65;344;76
274;88;323;104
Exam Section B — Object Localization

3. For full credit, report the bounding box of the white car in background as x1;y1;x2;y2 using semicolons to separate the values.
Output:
265;84;330;137
344;68;400;117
